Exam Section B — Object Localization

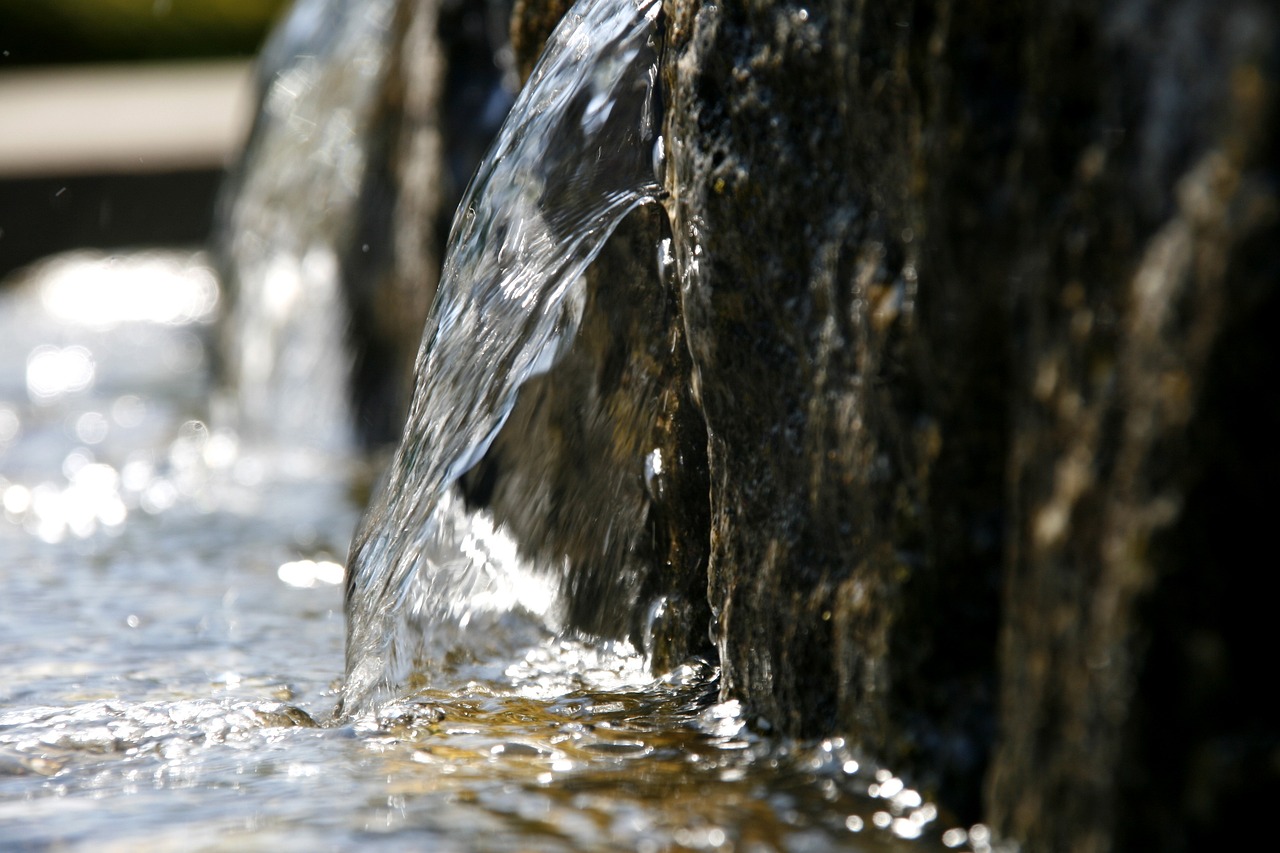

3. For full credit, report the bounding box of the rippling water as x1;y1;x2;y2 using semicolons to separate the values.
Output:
0;251;984;850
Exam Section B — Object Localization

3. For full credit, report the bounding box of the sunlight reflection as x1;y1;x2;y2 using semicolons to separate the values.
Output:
38;252;219;327
74;412;110;445
26;345;95;401
0;407;19;444
277;559;346;588
23;461;127;543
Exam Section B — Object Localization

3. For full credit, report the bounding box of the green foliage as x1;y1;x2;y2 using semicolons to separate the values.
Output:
0;0;291;64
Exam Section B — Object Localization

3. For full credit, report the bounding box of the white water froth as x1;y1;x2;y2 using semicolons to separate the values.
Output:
341;0;664;714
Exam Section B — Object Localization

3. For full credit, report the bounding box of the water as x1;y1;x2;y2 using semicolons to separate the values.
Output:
0;0;988;847
215;0;399;453
0;255;961;847
341;0;666;714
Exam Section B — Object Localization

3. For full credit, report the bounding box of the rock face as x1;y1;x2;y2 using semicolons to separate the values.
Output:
493;0;1280;846
657;0;1279;849
663;0;1010;820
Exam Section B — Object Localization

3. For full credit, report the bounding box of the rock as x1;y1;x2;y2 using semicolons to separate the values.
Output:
660;0;1279;848
661;0;1011;819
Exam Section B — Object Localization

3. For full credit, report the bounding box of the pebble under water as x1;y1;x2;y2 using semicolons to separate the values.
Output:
0;252;989;850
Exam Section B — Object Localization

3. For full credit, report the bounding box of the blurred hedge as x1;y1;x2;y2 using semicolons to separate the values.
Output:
0;0;290;64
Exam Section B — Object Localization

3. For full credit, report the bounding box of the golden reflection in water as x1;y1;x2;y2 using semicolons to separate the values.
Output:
333;669;962;851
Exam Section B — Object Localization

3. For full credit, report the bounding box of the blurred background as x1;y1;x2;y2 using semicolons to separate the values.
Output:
0;0;290;277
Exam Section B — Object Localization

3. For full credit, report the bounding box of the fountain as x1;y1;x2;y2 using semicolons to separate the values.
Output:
1;0;1274;849
340;0;666;715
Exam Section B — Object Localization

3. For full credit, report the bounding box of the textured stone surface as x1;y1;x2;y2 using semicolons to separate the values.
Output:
663;0;1010;816
661;0;1279;848
510;0;572;81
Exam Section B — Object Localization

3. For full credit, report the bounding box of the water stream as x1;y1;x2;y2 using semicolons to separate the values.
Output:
0;0;988;848
215;0;399;453
341;0;666;714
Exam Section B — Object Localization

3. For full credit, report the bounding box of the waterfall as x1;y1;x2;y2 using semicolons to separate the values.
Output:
214;0;399;455
340;0;664;715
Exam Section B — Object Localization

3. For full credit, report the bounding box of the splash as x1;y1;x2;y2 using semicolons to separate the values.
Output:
340;0;664;714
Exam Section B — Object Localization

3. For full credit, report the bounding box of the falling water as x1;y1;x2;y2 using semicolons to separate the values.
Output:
215;0;398;454
340;0;664;714
0;1;986;846
0;247;965;851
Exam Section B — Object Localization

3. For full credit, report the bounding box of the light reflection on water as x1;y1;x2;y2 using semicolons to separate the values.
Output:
0;251;974;850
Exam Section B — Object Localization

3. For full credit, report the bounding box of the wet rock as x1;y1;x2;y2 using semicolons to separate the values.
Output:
233;0;1278;846
510;0;573;82
662;0;1011;819
661;0;1279;849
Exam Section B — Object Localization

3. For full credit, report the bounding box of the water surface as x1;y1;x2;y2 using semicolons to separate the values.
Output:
0;250;980;851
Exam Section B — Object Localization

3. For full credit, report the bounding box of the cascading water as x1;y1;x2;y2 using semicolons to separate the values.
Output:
0;1;979;846
215;0;398;454
340;0;665;714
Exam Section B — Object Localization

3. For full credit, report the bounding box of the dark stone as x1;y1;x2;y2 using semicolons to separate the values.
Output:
510;0;573;82
663;0;1010;818
661;0;1279;848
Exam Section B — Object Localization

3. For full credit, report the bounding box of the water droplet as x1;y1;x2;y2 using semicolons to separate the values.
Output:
75;412;110;445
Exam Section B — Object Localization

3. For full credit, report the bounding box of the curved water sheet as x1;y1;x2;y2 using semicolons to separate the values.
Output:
341;0;665;714
216;0;398;453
